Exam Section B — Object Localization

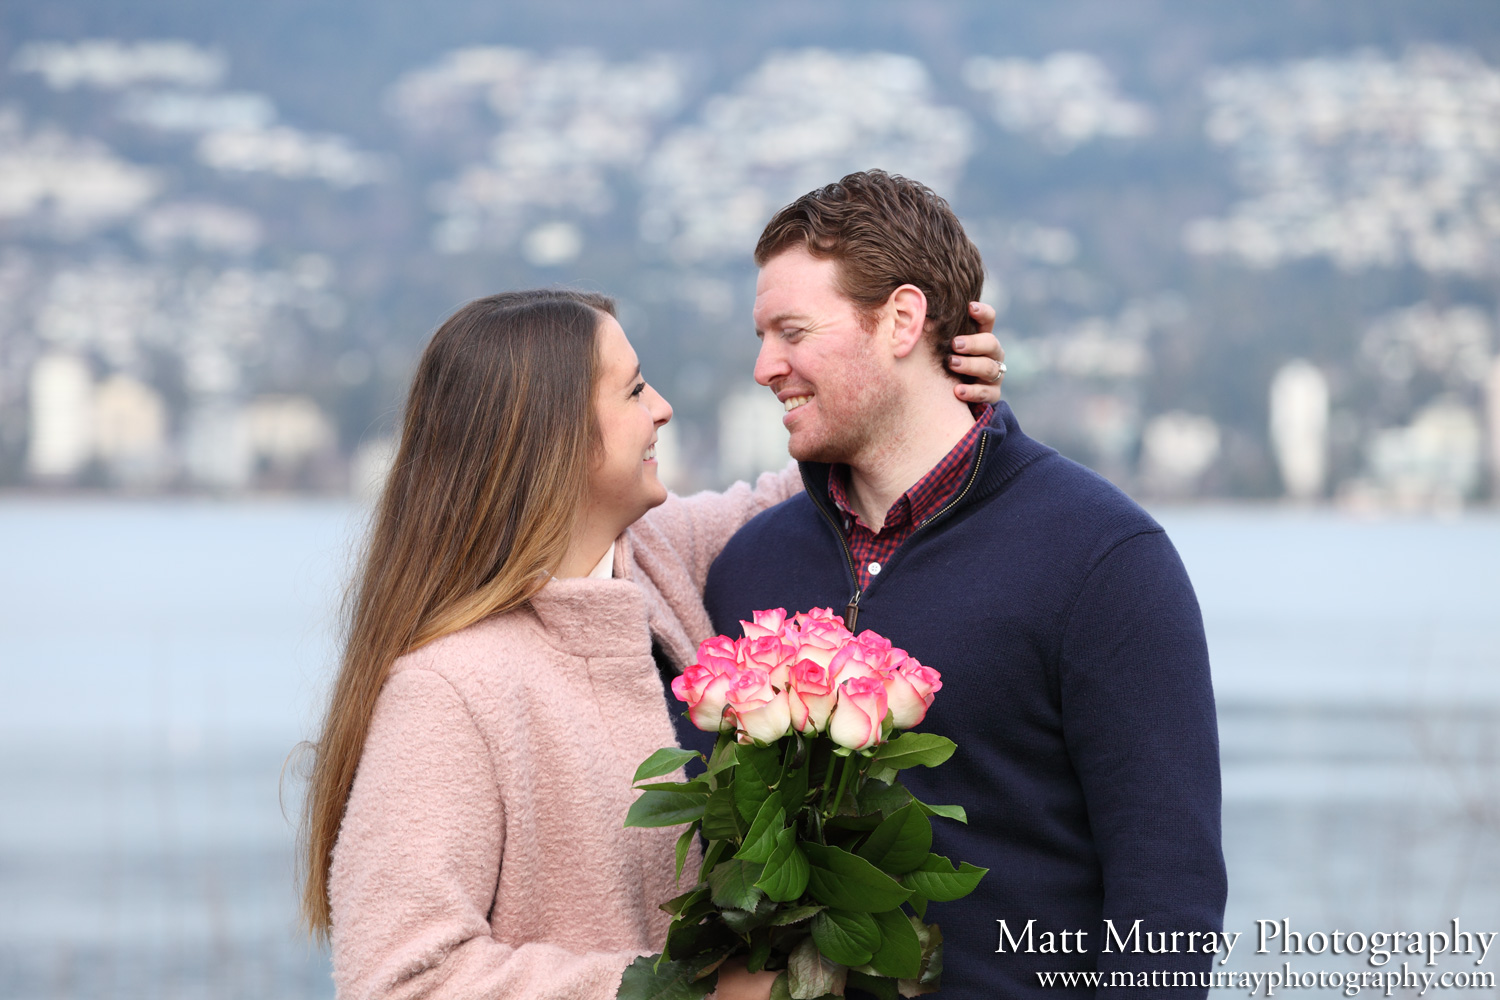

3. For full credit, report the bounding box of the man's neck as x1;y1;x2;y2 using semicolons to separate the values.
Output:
843;385;978;532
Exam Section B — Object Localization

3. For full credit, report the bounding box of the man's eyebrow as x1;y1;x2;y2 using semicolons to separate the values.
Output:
755;311;808;336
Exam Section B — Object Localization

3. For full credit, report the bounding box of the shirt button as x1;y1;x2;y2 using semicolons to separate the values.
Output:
868;561;882;576
843;518;851;530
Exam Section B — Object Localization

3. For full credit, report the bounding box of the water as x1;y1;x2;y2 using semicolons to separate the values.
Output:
1;500;1498;998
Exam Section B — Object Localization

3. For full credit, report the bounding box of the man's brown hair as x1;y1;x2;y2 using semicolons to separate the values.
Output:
754;170;985;373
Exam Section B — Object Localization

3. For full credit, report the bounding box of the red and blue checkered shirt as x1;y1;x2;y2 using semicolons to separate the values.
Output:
827;403;993;591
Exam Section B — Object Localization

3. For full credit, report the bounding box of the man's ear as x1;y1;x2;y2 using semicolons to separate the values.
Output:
887;284;928;360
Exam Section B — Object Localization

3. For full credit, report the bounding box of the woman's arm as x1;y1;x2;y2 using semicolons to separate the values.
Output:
329;668;641;1000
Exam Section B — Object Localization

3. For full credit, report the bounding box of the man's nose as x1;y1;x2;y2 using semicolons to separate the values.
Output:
753;338;787;387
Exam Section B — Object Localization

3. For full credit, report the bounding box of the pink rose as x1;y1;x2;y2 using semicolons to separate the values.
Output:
671;662;737;732
670;635;745;732
724;667;791;745
787;658;838;734
785;616;851;672
827;675;889;751
828;631;906;685
884;656;943;730
790;607;847;631
740;608;789;639
739;634;795;689
696;635;740;674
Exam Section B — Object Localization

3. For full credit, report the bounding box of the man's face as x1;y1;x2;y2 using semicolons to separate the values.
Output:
752;248;898;466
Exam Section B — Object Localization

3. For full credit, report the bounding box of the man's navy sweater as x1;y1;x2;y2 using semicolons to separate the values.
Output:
693;403;1226;999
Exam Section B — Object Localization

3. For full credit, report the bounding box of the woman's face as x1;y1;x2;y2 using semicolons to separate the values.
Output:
588;313;673;531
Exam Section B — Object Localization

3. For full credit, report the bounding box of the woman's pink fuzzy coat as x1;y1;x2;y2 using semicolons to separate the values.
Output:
329;467;800;999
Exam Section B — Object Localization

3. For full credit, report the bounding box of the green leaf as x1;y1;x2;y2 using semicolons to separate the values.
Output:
634;747;704;784
855;804;932;876
738;742;784;784
707;858;765;910
617;955;715;1000
907;892;928;920
747;927;772;972
770;970;793;1000
701;786;743;842
823;814;883;838
634;779;712;794
866;908;922;979
916;919;944;986
846;969;900;1000
770;903;826;926
777;750;810;814
864;762;898;785
733;743;782;822
733;772;772;826
696;838;728;885
811;908;881;967
674;822;699;882
754;826;810;902
802;842;912;912
705;739;738;778
899;855;988;903
660;885;708;917
911;799;967;824
721;893;779;934
663;914;733;963
787;935;846;1000
868;733;956;770
895;917;944;994
734;792;785;863
626;790;708;828
857;780;914;818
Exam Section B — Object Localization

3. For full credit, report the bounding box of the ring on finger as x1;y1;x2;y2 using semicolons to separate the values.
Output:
985;361;1007;384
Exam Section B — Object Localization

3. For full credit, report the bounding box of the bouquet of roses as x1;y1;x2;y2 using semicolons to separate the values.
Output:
619;608;987;1000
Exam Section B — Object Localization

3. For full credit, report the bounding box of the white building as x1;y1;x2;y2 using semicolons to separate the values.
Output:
93;373;168;486
1366;400;1484;508
27;354;94;480
1139;411;1221;496
718;381;791;485
1268;360;1330;500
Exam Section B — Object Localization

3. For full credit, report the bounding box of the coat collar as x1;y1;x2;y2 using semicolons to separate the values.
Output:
526;571;652;660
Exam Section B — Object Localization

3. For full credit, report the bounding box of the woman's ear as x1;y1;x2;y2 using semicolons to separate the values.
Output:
887;284;929;360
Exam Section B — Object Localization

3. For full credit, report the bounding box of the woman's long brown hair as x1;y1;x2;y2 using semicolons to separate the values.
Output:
298;289;612;941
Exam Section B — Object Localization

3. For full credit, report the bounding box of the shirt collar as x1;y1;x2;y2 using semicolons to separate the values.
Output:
828;403;994;532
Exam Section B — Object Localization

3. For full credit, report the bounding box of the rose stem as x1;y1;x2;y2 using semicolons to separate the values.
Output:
816;745;839;812
826;754;856;820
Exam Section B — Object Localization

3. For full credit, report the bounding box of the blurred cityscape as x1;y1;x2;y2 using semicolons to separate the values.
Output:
2;2;1499;508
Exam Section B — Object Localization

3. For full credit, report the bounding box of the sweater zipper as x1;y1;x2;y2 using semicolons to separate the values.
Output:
804;432;989;633
914;433;989;534
804;467;864;631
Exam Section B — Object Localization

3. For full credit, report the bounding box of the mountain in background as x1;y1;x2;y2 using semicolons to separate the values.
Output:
2;0;1498;508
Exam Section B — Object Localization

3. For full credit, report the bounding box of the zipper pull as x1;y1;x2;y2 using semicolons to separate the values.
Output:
842;590;862;632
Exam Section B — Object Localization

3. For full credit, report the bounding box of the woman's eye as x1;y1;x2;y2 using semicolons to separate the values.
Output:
631;381;646;398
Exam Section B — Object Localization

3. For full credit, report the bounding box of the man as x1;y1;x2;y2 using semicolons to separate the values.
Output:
700;171;1226;998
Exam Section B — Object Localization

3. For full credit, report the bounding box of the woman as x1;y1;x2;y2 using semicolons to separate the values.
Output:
300;289;1004;999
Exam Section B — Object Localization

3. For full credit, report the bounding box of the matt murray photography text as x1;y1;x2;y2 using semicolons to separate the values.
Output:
997;919;1497;967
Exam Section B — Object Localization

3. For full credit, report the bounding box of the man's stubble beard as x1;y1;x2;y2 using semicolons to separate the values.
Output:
787;349;903;469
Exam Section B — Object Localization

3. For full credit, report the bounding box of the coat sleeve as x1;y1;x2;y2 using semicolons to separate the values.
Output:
329;668;642;1000
1056;530;1228;999
638;461;803;592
